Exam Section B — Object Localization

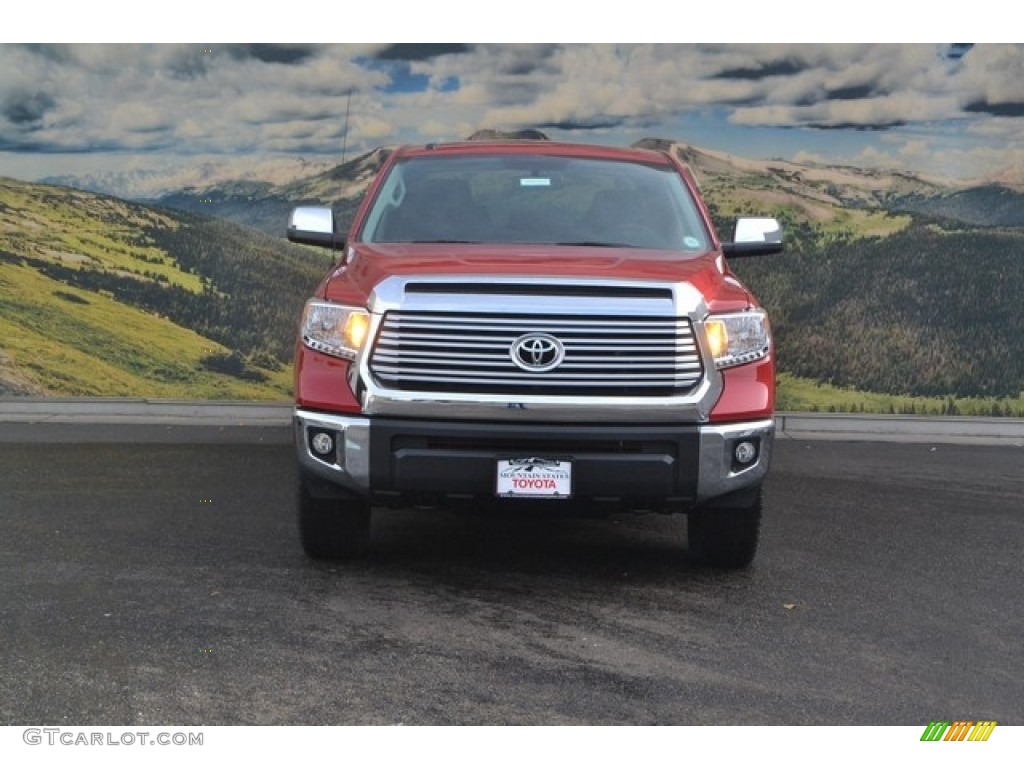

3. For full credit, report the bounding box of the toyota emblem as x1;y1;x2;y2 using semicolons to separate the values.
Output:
510;333;565;372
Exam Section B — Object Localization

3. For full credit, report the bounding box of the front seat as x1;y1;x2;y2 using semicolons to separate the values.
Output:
388;178;491;242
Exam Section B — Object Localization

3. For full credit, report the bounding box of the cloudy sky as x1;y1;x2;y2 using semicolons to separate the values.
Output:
1;37;1022;185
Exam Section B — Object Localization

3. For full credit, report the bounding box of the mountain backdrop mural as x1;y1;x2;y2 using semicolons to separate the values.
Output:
0;44;1022;412
2;136;1022;413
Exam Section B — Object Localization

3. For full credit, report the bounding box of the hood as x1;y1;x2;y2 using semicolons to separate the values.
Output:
320;242;752;310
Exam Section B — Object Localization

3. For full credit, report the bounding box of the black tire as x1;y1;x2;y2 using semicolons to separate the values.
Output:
687;488;762;569
297;479;372;560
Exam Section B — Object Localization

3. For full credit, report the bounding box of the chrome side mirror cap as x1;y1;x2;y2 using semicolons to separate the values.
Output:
287;206;343;249
723;217;784;258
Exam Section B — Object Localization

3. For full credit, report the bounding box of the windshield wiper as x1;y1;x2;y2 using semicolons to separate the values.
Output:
407;239;481;244
555;240;632;248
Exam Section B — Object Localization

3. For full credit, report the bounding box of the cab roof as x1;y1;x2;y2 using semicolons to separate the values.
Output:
391;140;675;167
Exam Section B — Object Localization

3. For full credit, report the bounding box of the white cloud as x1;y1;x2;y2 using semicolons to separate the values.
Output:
1;43;1022;181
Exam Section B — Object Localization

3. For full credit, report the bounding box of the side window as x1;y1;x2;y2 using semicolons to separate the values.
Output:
361;169;406;242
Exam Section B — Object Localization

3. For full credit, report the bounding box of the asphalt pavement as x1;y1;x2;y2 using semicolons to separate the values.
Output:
0;427;1021;725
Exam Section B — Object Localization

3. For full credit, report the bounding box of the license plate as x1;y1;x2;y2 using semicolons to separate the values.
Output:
496;457;572;499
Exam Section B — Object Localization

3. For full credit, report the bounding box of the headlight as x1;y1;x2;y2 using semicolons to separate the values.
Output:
301;300;371;360
704;310;770;369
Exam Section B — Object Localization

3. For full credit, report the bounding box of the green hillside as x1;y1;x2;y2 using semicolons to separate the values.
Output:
8;136;1023;411
775;373;1024;417
0;178;323;398
728;218;1024;403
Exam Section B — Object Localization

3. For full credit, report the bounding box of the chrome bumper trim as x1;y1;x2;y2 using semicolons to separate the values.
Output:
696;419;775;502
294;410;372;494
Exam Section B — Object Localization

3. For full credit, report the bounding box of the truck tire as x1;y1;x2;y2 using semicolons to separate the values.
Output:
687;488;762;569
297;479;372;560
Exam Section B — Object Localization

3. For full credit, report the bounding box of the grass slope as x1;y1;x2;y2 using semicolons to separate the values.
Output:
776;374;1024;418
0;177;318;399
0;179;201;292
0;261;291;398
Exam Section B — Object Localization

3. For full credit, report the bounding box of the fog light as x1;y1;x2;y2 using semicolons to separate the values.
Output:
310;430;335;458
734;440;757;465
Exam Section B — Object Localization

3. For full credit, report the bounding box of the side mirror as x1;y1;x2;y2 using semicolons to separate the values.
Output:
722;217;784;258
287;206;344;249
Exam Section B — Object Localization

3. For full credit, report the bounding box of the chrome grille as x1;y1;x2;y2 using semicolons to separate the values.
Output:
368;312;704;397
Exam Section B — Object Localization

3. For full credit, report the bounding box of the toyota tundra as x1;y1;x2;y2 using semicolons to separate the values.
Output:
286;140;783;567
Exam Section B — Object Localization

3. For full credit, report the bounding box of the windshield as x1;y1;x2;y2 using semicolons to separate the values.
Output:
358;153;711;252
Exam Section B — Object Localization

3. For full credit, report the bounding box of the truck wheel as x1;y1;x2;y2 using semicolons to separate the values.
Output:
297;479;371;560
687;488;762;569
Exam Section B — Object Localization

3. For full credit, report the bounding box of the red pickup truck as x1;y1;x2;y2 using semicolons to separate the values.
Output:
286;140;782;567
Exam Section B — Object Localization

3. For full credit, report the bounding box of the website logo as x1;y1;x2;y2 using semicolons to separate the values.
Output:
920;721;997;742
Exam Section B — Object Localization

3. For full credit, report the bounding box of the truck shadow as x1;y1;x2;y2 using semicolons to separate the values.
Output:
303;506;759;587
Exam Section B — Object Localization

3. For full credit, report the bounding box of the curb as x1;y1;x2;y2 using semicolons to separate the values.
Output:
0;398;292;426
775;412;1024;446
0;399;1022;446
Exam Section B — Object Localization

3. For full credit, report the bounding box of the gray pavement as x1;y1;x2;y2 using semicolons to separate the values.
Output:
1;437;1021;725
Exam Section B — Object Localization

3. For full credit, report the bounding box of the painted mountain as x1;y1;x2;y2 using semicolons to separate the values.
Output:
7;136;1024;412
0;178;324;398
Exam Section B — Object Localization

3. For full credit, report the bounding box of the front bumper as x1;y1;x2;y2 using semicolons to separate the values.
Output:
295;409;773;509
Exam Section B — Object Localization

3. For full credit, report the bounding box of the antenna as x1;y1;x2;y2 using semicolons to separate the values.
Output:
341;89;352;166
